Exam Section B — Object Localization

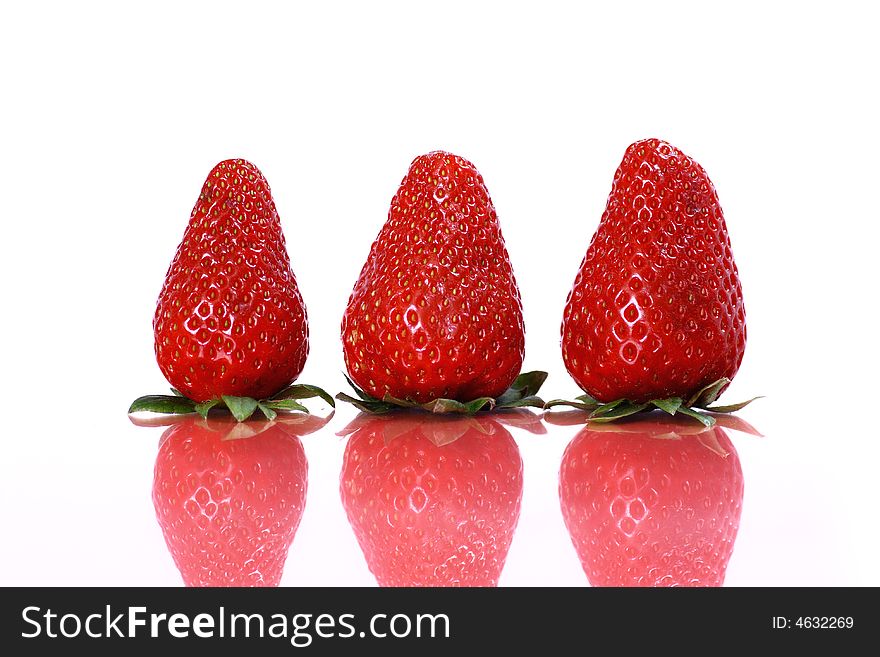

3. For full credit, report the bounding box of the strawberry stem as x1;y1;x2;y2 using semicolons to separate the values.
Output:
336;371;548;415
543;378;760;426
128;383;335;422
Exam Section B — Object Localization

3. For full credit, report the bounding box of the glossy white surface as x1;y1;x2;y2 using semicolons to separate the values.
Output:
1;2;876;586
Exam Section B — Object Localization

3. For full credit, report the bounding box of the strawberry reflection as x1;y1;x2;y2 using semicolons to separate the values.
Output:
339;411;539;587
555;412;748;587
148;412;330;587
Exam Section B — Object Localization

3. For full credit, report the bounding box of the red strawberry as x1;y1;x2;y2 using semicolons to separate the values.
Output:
152;414;326;586
558;416;744;586
561;139;746;404
339;413;523;586
154;159;308;402
341;151;524;403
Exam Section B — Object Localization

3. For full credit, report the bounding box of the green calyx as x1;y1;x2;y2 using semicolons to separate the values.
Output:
336;371;548;415
543;377;761;427
128;383;335;422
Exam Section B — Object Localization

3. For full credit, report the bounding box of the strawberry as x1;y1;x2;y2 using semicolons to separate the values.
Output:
558;415;744;586
339;413;523;586
561;138;746;407
152;414;327;586
153;159;308;403
341;151;525;404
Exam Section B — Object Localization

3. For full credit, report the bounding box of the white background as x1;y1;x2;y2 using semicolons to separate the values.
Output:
1;1;878;586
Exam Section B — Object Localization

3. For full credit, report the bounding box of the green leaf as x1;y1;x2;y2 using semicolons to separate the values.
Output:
652;397;683;415
687;378;730;408
589;402;648;422
705;396;763;414
380;393;419;409
270;384;335;408
335;392;396;414
513;370;548;396
129;395;195;415
496;371;548;404
221;395;259;422
375;392;495;415
498;395;546;410
420;398;470;414
170;388;185;397
459;397;495;414
194;399;220;419
590;399;625;417
263;398;310;414
543;398;599;412
257;402;278;421
543;391;602;412
677;406;717;427
413;395;495;415
337;370;545;415
134;382;333;420
342;374;380;402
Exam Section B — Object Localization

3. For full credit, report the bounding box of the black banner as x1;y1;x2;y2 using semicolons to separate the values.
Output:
0;587;869;653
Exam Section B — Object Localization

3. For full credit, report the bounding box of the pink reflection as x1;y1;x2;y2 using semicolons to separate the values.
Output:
150;413;330;586
558;414;745;587
339;412;526;587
